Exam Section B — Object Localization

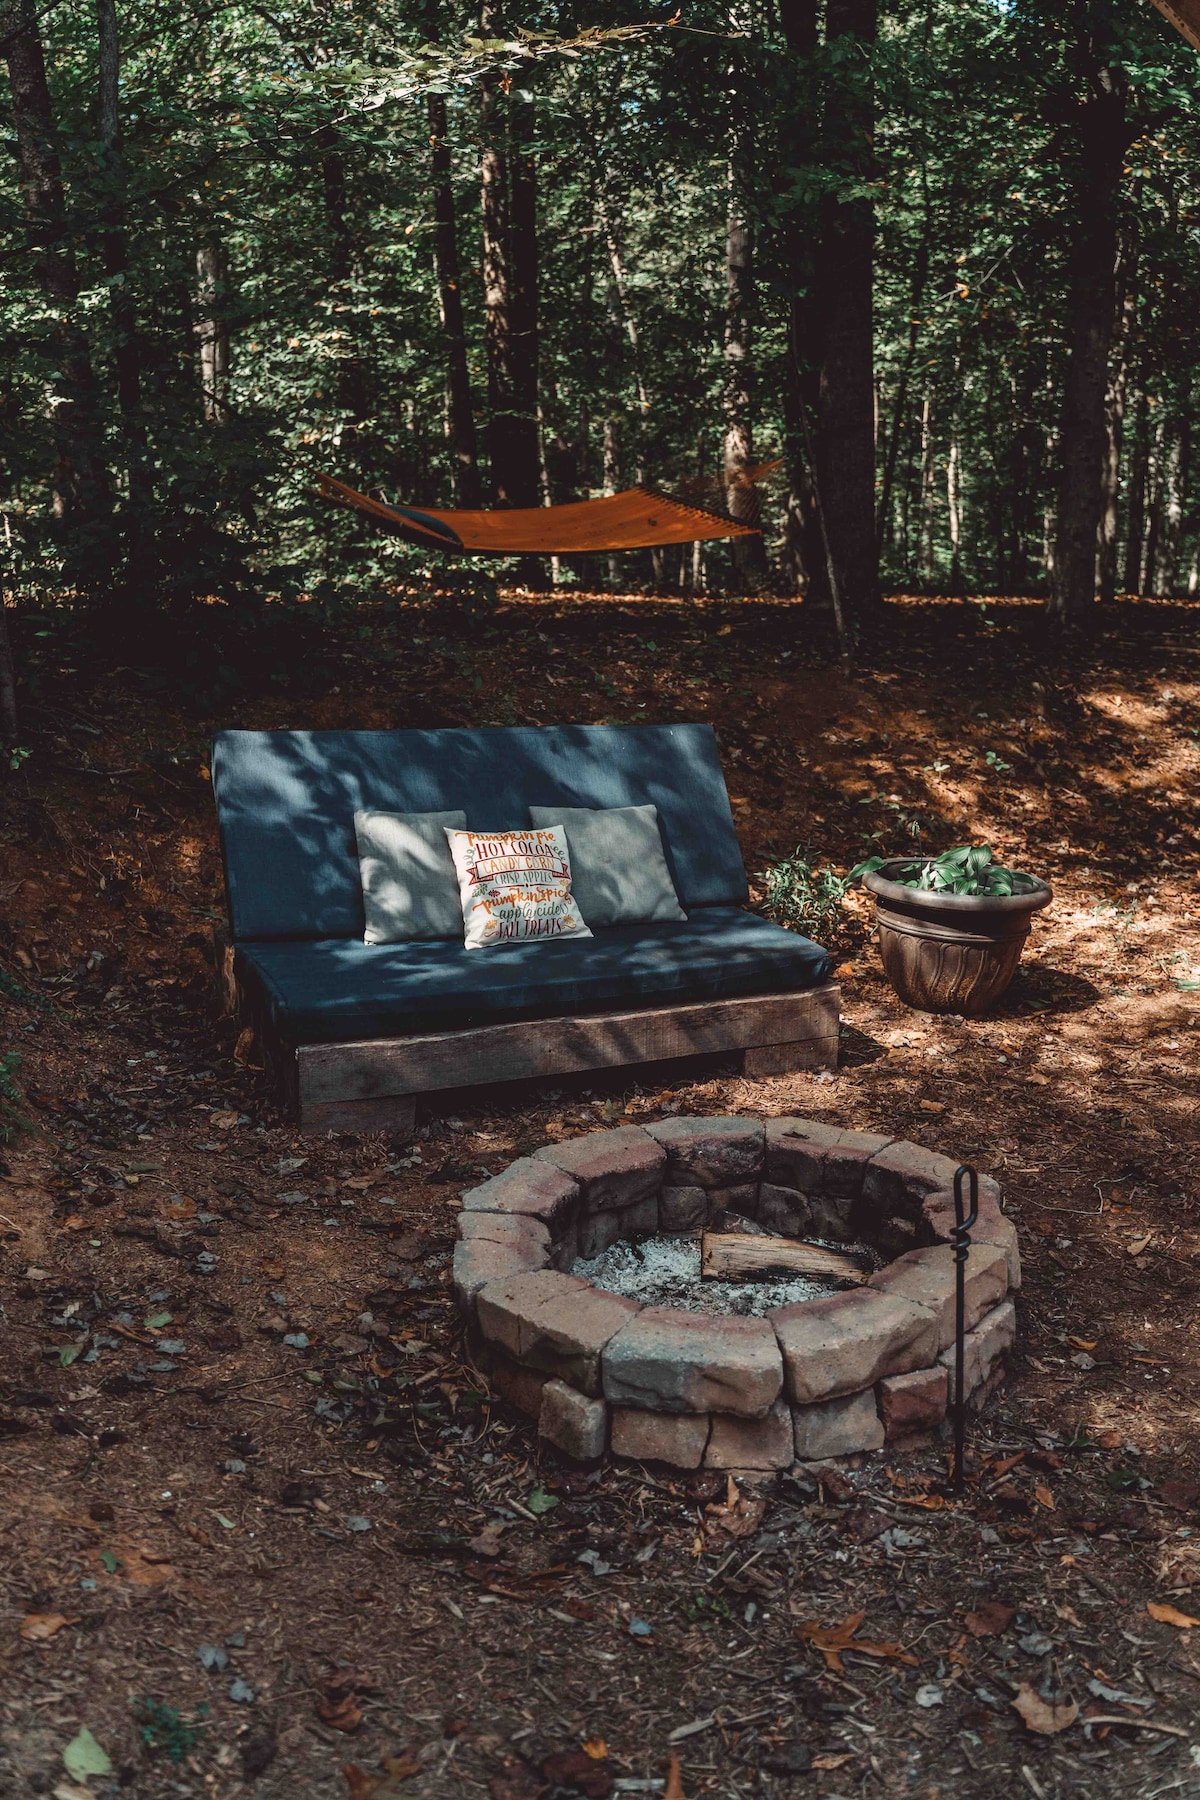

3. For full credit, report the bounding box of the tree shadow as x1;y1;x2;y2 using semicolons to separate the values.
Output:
995;961;1102;1018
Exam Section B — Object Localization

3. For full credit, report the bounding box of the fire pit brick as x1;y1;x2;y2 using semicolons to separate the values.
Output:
660;1186;708;1232
456;1116;1018;1469
863;1141;964;1213
877;1365;949;1441
645;1116;764;1189
478;1269;639;1395
868;1243;1008;1349
539;1379;609;1462
770;1288;938;1405
612;1407;711;1467
603;1308;782;1417
461;1158;579;1227
939;1298;1016;1394
792;1387;885;1460
475;1269;589;1360
618;1194;660;1239
922;1192;1021;1288
487;1349;549;1418
534;1126;665;1211
453;1237;548;1310
578;1207;626;1261
705;1399;794;1470
758;1182;811;1236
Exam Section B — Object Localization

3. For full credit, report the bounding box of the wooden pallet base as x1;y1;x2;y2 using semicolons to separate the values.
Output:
292;984;840;1134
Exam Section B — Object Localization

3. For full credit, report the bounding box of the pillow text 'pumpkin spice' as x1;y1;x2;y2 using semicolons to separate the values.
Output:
444;826;593;950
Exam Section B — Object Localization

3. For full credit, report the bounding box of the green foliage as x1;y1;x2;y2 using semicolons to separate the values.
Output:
758;851;855;944
851;845;1036;898
0;1051;28;1145
134;1698;208;1762
1;0;1199;633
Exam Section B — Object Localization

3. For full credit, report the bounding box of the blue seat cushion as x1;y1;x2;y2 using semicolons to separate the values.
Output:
235;908;832;1045
212;724;749;942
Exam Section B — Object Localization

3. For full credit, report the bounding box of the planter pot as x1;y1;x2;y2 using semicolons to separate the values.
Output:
861;861;1052;1016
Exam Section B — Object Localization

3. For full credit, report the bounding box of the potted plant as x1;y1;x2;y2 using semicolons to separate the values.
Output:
851;846;1052;1016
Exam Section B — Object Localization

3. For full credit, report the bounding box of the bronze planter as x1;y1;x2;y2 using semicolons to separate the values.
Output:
861;860;1052;1016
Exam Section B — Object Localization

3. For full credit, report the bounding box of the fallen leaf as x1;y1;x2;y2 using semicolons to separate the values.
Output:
62;1729;112;1780
210;1110;241;1130
664;1753;687;1799
1147;1600;1200;1629
964;1599;1016;1637
1011;1683;1078;1735
318;1668;376;1734
702;1474;766;1545
343;1753;421;1800
919;1099;946;1113
834;962;855;980
20;1613;78;1641
1127;1232;1152;1257
1067;1337;1098;1352
811;1752;855;1770
582;1739;608;1760
796;1611;918;1677
1034;1486;1056;1511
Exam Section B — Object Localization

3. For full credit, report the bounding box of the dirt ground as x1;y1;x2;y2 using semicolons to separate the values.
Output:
2;592;1199;1800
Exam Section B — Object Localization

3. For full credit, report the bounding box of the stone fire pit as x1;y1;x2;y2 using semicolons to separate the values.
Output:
453;1117;1019;1471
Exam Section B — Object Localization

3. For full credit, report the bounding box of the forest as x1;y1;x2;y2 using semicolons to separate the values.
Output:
3;0;1200;736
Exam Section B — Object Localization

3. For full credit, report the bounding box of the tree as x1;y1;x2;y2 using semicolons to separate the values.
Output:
1049;12;1138;628
2;0;110;548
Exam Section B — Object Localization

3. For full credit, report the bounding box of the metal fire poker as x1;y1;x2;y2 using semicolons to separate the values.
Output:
951;1164;979;1494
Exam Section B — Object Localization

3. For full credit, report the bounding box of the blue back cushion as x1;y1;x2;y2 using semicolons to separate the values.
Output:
211;724;748;941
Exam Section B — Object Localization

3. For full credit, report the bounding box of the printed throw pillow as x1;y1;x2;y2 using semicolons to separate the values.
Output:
528;803;686;928
444;825;593;951
355;809;467;944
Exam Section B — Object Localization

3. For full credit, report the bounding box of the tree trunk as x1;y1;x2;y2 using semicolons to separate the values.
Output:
1049;63;1133;627
1142;412;1163;595
479;6;540;524
877;174;931;560
2;0;110;531
428;94;481;505
1122;384;1149;594
1157;419;1186;595
0;597;18;745
1097;267;1133;604
96;0;148;484
813;0;879;638
195;238;230;422
779;0;826;604
317;122;372;434
723;148;768;585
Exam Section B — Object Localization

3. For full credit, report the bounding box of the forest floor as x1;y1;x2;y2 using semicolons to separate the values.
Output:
1;591;1200;1800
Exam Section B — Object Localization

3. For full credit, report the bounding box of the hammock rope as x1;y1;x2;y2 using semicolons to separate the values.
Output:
317;469;774;555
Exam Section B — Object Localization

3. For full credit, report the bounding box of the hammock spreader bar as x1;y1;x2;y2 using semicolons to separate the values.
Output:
317;472;762;555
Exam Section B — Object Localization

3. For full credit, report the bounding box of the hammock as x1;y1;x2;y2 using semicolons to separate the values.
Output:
317;471;765;555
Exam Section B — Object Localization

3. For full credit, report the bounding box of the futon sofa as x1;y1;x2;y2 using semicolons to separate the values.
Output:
211;724;838;1132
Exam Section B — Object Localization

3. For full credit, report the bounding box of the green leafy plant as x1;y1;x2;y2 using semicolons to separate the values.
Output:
758;851;855;943
851;845;1036;898
134;1698;208;1762
0;1050;28;1144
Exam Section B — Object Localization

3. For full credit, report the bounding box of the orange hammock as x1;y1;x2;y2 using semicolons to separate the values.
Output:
317;470;767;555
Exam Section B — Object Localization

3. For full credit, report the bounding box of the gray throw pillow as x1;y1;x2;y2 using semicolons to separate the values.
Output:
528;803;686;928
355;809;467;943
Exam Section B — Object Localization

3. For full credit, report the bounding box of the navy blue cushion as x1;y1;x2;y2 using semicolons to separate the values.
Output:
235;909;832;1045
212;724;748;942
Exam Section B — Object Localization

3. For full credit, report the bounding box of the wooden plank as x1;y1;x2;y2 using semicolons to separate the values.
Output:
701;1230;866;1286
295;984;840;1106
300;1093;417;1137
742;1036;838;1077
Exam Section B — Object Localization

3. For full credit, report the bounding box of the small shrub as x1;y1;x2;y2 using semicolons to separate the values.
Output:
0;1050;27;1145
758;851;856;945
134;1698;208;1762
